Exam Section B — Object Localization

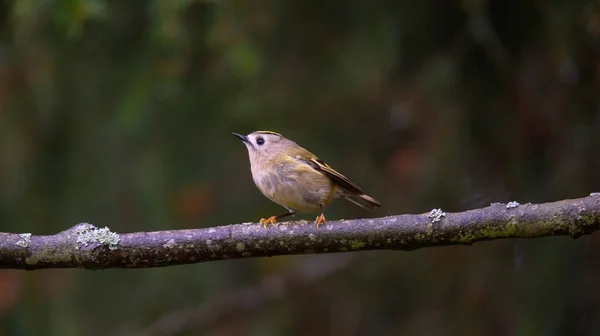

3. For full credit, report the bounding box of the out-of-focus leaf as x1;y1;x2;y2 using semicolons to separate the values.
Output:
52;0;108;39
173;183;213;224
224;39;262;80
0;271;21;313
114;62;152;134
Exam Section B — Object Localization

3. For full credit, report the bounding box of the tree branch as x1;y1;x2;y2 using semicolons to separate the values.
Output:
1;195;599;270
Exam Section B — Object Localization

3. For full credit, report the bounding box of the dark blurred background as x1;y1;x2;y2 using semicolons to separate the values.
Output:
1;0;600;335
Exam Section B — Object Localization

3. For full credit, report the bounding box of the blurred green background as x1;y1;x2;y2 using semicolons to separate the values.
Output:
2;0;600;335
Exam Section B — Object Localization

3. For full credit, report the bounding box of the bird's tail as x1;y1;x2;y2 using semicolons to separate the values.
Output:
343;193;381;211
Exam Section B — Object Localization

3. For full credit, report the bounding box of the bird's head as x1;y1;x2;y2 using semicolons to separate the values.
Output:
232;130;297;163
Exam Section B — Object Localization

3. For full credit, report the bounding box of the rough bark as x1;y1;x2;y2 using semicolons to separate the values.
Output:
1;195;599;270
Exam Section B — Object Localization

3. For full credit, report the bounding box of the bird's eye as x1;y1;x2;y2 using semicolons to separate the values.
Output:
256;137;265;145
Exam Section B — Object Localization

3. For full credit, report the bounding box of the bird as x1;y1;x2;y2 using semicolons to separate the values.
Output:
232;130;381;228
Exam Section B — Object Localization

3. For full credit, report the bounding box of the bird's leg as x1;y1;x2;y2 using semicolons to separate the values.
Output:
260;210;295;229
315;205;326;229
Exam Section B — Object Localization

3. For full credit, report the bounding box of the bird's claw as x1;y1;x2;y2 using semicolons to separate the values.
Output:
259;216;277;229
314;213;326;229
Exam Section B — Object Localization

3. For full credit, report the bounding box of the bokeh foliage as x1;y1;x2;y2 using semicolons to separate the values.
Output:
1;0;600;335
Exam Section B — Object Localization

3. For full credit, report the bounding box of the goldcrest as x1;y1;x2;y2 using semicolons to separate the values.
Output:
233;131;381;228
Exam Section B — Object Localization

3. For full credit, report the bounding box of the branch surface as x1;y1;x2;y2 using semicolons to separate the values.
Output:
1;195;599;270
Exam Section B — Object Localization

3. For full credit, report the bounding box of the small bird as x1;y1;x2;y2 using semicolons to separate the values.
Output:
233;131;381;228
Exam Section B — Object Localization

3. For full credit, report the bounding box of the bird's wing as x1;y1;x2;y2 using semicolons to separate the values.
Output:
293;152;364;194
292;150;381;211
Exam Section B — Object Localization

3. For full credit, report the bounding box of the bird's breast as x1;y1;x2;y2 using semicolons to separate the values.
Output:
251;163;335;213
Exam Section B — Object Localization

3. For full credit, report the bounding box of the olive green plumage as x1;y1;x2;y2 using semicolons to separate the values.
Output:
233;131;381;228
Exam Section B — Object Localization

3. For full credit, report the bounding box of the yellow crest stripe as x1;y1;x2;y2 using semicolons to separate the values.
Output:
256;131;282;136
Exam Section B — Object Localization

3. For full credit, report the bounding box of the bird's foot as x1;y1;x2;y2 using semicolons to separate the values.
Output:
314;213;326;229
259;216;277;229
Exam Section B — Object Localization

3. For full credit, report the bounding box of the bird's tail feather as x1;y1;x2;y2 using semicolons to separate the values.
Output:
343;193;381;211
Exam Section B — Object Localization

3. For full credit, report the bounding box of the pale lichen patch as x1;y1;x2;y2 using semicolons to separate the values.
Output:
506;201;520;209
427;209;446;223
16;233;32;248
163;239;176;248
236;242;246;252
75;223;120;250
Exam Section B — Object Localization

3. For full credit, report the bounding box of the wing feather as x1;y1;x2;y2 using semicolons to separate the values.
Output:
293;153;381;210
291;151;362;193
309;158;364;194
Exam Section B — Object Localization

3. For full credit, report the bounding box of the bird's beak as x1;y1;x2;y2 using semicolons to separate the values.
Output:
232;132;250;144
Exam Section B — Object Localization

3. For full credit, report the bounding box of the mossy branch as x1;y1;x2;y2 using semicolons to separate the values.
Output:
1;195;600;270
